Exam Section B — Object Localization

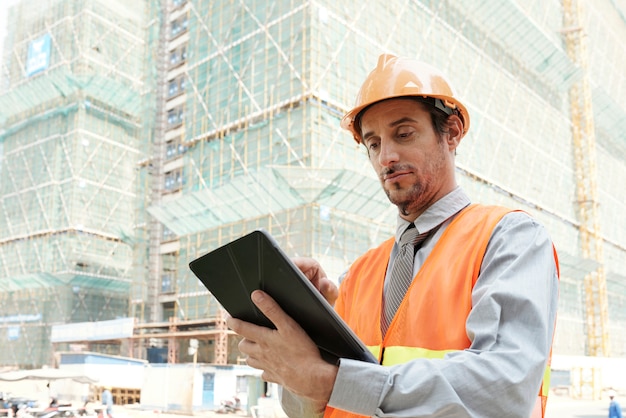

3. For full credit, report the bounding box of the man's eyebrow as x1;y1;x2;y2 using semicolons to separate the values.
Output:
362;130;375;141
389;117;418;127
362;117;418;141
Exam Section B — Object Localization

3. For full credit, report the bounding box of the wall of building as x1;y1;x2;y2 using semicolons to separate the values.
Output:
140;363;263;413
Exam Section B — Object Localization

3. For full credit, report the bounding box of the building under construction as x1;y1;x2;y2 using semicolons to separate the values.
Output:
1;0;625;396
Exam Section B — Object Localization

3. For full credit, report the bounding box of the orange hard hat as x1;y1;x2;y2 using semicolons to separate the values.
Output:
341;54;470;143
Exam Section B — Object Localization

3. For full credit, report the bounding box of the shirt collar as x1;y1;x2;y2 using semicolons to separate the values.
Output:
395;187;471;242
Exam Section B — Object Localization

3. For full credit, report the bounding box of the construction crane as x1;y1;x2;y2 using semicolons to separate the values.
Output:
561;0;610;397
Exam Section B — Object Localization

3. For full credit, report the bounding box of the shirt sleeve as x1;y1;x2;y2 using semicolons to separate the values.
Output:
325;211;559;417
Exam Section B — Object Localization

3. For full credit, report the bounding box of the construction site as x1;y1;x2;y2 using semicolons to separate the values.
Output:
1;0;625;406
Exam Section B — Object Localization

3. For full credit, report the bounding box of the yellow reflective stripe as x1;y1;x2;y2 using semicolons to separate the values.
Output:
369;345;551;395
382;346;457;366
542;366;551;397
367;345;381;359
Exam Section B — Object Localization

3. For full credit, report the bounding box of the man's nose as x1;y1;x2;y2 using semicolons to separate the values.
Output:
378;139;399;167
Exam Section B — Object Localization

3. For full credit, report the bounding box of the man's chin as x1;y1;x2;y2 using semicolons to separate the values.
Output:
385;186;422;209
385;190;410;207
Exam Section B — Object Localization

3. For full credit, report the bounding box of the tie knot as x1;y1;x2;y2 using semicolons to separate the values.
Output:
399;224;420;246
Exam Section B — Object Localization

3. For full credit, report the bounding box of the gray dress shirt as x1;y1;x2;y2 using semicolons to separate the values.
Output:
281;187;559;418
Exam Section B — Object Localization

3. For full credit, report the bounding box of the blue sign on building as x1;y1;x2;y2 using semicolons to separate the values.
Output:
26;33;51;76
7;326;20;341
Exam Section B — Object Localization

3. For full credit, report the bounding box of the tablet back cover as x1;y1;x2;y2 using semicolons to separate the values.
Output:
189;230;377;364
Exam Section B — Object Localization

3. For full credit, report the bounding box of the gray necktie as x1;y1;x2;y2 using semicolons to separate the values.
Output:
381;223;431;334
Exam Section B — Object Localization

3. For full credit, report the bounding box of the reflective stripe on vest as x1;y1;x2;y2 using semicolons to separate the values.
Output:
325;347;551;418
369;345;452;364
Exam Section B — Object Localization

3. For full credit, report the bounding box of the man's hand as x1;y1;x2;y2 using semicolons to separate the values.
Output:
292;257;339;306
226;290;338;404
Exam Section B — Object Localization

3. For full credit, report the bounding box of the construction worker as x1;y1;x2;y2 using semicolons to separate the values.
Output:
609;390;623;418
101;386;113;418
227;54;559;417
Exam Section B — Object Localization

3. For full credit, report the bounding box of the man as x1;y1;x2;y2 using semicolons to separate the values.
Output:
46;382;58;408
226;54;559;417
610;390;623;418
101;387;113;418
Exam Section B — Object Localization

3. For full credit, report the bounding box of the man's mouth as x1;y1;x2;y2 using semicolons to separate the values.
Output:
382;169;411;182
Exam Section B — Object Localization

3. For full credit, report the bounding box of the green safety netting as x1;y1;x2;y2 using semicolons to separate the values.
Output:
556;251;601;281
148;166;392;236
593;87;626;158
0;272;129;293
0;68;142;125
68;275;131;293
462;0;581;91
1;272;66;291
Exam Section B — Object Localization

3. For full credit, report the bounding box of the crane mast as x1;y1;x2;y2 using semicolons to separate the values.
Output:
561;0;609;363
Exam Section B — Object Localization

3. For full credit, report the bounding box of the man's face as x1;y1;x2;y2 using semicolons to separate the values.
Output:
360;98;458;220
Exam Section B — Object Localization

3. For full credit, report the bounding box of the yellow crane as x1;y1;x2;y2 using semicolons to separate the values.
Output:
561;0;610;398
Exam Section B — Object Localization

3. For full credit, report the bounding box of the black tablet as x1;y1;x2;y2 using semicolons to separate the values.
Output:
189;229;377;364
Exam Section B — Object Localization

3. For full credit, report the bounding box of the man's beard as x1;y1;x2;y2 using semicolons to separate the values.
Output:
384;181;426;216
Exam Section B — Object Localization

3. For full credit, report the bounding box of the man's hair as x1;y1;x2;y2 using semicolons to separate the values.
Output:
419;99;453;141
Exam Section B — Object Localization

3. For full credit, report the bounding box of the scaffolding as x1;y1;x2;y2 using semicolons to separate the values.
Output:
0;0;147;367
145;0;626;363
1;0;626;377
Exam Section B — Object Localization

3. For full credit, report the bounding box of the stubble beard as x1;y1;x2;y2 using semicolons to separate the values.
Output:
378;139;449;217
381;144;446;216
384;181;428;216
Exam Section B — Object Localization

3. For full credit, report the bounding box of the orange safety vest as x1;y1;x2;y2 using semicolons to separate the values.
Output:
324;204;558;418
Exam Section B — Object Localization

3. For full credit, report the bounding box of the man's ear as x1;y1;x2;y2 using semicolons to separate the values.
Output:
446;114;464;151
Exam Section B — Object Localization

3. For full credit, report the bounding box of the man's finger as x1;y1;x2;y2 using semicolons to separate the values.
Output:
226;315;267;341
250;290;294;331
319;280;339;306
